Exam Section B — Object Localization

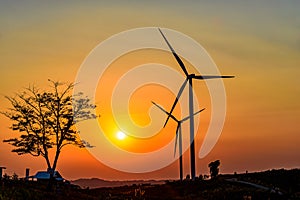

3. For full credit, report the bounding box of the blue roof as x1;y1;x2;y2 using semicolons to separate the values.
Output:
34;171;63;181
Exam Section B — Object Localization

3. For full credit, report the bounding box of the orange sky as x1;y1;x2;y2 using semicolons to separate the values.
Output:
0;1;299;180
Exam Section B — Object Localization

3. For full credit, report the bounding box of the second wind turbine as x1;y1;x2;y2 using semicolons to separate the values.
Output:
152;101;205;181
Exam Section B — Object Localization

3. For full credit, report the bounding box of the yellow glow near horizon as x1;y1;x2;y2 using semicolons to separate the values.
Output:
116;131;126;140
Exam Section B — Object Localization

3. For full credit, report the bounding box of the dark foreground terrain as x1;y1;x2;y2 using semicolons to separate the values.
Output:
0;169;299;200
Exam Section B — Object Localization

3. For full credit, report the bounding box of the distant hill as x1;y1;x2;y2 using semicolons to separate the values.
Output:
71;178;165;189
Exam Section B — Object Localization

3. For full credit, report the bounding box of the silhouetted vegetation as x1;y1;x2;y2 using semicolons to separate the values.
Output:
208;160;220;179
0;168;299;199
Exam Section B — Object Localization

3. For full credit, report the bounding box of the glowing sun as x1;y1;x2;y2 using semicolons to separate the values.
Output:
116;131;126;140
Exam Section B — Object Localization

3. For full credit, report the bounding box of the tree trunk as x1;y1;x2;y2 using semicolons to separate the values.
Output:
52;150;60;173
44;154;51;170
47;150;60;192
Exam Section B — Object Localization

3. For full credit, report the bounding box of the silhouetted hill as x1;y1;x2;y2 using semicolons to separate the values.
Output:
222;168;300;193
71;178;165;189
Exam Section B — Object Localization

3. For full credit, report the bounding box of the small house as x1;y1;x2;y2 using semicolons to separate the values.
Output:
32;171;64;182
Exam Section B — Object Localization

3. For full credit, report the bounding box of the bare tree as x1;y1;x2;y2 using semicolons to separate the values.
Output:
1;80;97;175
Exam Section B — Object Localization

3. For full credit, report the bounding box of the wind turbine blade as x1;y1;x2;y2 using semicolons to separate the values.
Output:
151;101;169;115
158;28;189;77
194;75;235;80
181;108;205;122
152;101;177;123
174;124;180;157
163;78;188;127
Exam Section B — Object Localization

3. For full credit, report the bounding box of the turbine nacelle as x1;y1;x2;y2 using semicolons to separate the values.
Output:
188;74;196;78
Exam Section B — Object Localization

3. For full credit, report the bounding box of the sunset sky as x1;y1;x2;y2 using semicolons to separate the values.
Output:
0;0;299;181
